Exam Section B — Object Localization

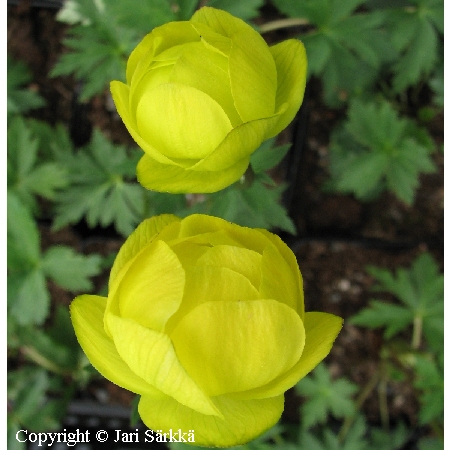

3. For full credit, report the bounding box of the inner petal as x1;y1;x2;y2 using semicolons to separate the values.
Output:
136;83;232;159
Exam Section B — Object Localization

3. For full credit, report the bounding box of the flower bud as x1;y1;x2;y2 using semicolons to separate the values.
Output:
71;214;342;447
110;7;307;193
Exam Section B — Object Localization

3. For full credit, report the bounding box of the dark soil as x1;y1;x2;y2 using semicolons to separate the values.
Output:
8;2;444;448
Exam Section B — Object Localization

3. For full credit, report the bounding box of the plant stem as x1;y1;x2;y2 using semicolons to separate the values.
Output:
378;375;389;431
411;315;422;350
259;18;310;34
338;370;380;442
21;346;69;376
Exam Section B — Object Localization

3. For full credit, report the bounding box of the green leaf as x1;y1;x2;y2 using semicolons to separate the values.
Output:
418;437;444;450
369;422;410;450
7;117;68;213
350;253;443;348
327;99;436;204
42;246;102;292
250;138;291;173
185;179;296;234
8;269;50;326
272;0;396;106
53;129;146;236
7;56;45;116
384;0;443;92
206;0;264;21
296;363;358;428
7;192;40;270
414;355;444;425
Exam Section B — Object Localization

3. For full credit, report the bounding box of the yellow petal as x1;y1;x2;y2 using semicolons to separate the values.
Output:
165;265;260;334
127;21;200;86
110;81;181;167
113;240;185;332
267;39;308;138
259;243;299;312
196;244;262;289
136;152;249;194
171;299;305;396
70;295;157;396
192;7;277;122
109;214;180;290
232;312;343;400
106;313;221;417
177;215;272;254
139;389;284;447
136;82;232;160
192;107;286;172
170;39;242;127
258;228;304;318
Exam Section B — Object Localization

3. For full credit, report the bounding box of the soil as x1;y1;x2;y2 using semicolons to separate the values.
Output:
7;2;444;449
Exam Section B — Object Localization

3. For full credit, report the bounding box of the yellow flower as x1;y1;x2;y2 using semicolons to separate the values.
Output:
70;214;342;447
110;7;307;193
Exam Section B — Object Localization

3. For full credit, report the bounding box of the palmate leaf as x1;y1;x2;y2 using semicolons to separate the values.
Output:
7;56;45;117
186;179;296;234
382;0;443;92
298;415;368;450
327;99;436;204
7;117;68;214
53;0;177;100
350;253;443;349
296;363;358;429
53;129;146;236
206;0;264;21
272;0;396;105
7;193;102;326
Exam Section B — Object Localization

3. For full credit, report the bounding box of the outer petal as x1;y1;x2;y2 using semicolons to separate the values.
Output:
110;81;182;167
192;107;286;172
136;153;249;194
171;299;305;396
191;7;277;122
109;214;180;289
106;313;221;417
70;295;158;396
136;83;233;160
139;390;284;447
259;243;299;311
258;228;304;318
114;240;185;332
266;39;308;139
231;312;343;400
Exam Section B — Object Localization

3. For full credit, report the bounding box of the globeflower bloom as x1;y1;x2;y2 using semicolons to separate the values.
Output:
110;7;307;193
71;214;342;447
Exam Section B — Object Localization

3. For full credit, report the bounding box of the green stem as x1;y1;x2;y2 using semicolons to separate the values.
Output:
22;346;69;376
411;315;423;350
378;375;389;431
259;18;310;34
338;370;380;442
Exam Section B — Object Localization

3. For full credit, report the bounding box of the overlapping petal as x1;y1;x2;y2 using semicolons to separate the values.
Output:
139;391;284;448
171;299;305;396
231;312;343;400
106;313;221;417
70;295;158;396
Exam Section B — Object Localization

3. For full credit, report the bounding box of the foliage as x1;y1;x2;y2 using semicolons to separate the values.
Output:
7;56;46;117
7;192;102;326
326;99;436;204
296;363;358;428
7;117;68;215
350;252;443;350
